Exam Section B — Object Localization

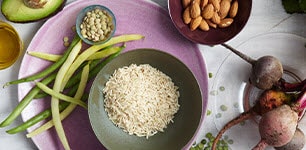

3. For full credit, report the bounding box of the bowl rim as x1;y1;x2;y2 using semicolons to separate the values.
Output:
0;20;23;70
88;48;204;150
75;4;116;45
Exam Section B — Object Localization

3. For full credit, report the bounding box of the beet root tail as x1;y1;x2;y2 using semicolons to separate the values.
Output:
252;139;268;150
212;110;255;150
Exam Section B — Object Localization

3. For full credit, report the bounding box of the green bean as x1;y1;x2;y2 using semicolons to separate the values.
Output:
13;48;121;135
33;53;109;100
64;59;101;89
33;59;100;99
31;45;124;95
6;80;85;134
4;48;122;136
27;63;89;138
3;35;81;87
35;82;87;109
51;38;83;150
6;101;69;134
0;35;128;131
33;92;49;99
32;53;105;100
27;51;61;62
87;44;125;60
33;59;91;99
88;47;124;80
27;45;118;62
0;73;56;127
61;34;144;89
65;44;125;88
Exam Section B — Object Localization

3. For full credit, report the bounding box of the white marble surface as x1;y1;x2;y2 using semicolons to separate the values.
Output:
0;0;305;149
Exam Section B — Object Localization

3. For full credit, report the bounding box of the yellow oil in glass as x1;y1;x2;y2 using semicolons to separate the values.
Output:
0;21;23;69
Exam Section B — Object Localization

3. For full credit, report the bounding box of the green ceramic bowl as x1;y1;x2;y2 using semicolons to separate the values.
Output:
88;49;202;150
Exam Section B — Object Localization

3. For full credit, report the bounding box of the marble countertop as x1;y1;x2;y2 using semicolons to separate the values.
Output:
0;0;305;149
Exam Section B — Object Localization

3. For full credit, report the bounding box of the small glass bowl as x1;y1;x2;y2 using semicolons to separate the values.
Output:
0;20;23;70
76;5;116;45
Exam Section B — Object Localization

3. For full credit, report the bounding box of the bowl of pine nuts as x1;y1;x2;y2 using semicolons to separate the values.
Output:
76;5;116;45
168;0;252;45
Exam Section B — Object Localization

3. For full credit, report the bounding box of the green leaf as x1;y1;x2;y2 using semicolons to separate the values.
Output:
282;0;303;13
299;0;306;12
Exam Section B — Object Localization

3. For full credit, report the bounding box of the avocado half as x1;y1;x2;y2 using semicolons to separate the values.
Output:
1;0;67;23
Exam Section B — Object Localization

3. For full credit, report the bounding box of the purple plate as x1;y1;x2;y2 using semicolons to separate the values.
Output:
18;0;208;149
168;0;252;45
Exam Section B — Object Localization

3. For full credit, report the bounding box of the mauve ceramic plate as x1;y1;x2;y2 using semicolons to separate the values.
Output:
18;0;208;149
168;0;252;45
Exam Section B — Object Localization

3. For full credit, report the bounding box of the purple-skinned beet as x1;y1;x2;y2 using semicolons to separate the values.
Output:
221;43;283;90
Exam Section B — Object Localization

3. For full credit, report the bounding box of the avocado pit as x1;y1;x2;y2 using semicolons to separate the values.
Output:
23;0;47;9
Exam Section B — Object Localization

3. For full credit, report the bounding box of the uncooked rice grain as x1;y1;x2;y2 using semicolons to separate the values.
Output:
103;64;180;139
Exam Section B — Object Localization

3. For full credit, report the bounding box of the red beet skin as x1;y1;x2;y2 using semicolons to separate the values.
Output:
258;105;298;147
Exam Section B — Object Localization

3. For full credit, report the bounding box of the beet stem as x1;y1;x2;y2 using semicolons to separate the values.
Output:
276;78;306;92
297;90;306;111
252;139;268;150
221;43;256;65
212;110;255;150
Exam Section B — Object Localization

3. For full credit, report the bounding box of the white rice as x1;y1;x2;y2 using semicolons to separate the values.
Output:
103;64;180;139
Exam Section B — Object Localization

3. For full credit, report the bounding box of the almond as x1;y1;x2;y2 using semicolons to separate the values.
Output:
218;18;233;28
201;3;214;19
190;0;201;18
219;0;231;19
199;19;209;31
194;0;201;4
200;0;208;9
182;0;191;8
183;7;192;24
190;16;202;31
229;0;238;18
211;12;221;24
209;0;220;11
206;19;217;28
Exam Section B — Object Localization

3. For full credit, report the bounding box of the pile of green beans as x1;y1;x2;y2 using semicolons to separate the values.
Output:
3;46;124;134
0;33;143;135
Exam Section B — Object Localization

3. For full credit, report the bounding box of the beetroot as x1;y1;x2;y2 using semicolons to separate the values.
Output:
253;90;305;150
211;86;305;150
221;43;283;90
253;90;295;115
211;90;295;150
249;56;283;90
275;128;306;150
254;105;298;149
214;44;306;150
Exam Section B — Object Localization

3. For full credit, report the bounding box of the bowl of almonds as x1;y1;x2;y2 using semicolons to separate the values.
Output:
168;0;252;45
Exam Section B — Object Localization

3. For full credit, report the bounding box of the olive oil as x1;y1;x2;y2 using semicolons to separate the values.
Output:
0;20;23;69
